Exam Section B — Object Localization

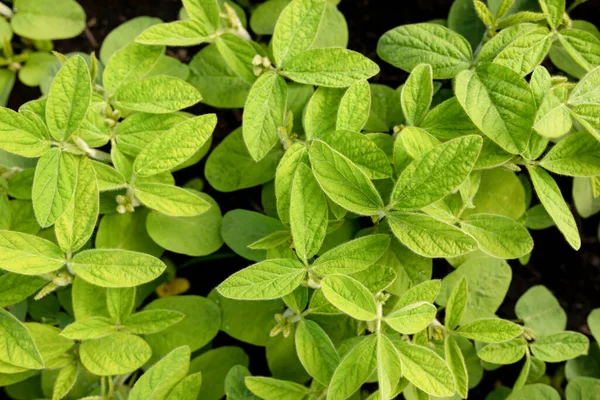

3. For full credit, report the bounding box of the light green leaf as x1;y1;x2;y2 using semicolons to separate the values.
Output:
493;27;553;76
190;346;249;400
71;249;167;288
456;318;523;343
533;85;572;139
390;135;482;210
91;161;127;192
320;275;378;321
217;258;306;300
106;287;135;322
295;319;339;385
72;277;109;320
96;209;163;258
59;317;116;340
215;33;258;83
304;86;343;140
55;156;98;253
455;63;535;154
100;16;163;63
528;165;580;250
569;66;600;106
378;23;472;79
0;274;45;308
507;384;560;400
134;114;216;176
103;42;163;95
365;84;403;132
26;323;74;368
395;340;455;397
336;80;370;132
46;56;91;141
242;72;287;161
377;334;402;400
136;19;213;46
538;0;565;29
309;140;384;216
460;213;533;259
388;212;478;258
129;346;190;400
477;338;527;364
32;149;78;227
166;373;203;400
327;335;377;400
11;0;85;40
566;377;600;400
221;210;286;261
589;309;600;344
311;234;390;275
416;98;478;140
540;131;600;177
0;230;64;275
0;107;49;157
134;183;211;217
395;280;441;309
79;332;151;376
248;230;291;250
113;76;202;113
0;308;43;369
122;309;184;335
275;143;308;224
401;64;433;126
445;278;468;330
226;366;260;400
52;363;77;400
290;164;328;260
445;335;468;398
530;331;589;362
271;0;326;66
384;302;437;334
556;29;600;73
283;48;379;88
246;376;310;400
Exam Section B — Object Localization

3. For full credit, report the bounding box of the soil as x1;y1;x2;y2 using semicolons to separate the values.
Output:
8;0;600;397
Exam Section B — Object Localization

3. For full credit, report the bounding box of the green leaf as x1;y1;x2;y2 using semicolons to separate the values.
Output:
395;280;441;309
225;366;259;400
100;16;163;63
136;19;213;46
0;107;49;157
390;135;483;210
72;277;109;320
122;309;184;334
493;27;553;76
0;274;45;307
320;275;377;320
365;84;403;132
455;63;535;154
377;23;472;79
217;258;306;300
507;384;560;400
540;131;600;177
129;346;190;400
246;376;310;400
309;140;384;216
26;322;74;368
215;33;257;83
569;66;600;106
530;331;589;362
377;334;403;400
106;287;135;322
304;87;344;140
295;319;339;385
113;76;202;113
395;340;455;397
336;80;370;132
134;114;216;176
59;317;116;340
538;0;564;29
248;230;291;250
556;29;600;73
242;72;287;161
445;278;468;330
290;164;328;260
46;56;91;141
166;373;203;400
311;234;390;275
388;212;477;258
275;143;309;224
70;249;167;288
460;213;533;259
445;335;468;398
588;309;600;344
566;377;600;400
91;161;127;191
52;363;77;400
473;0;494;27
55;156;98;253
384;302;437;334
401;64;433;126
448;0;486;50
283;48;379;88
528;165;580;250
327;335;377;400
103;42;163;95
11;0;86;40
456;318;523;343
0;230;64;275
533;86;572;139
0;308;43;369
190;346;249;400
134;183;211;217
477;338;527;364
271;0;326;66
79;332;151;376
32;149;78;227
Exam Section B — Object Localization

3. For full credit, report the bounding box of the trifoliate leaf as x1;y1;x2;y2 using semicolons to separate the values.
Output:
336;80;370;132
455;63;535;154
384;302;437;334
377;23;472;79
295;319;339;385
242;72;287;161
70;249;167;288
477;338;527;364
79;332;151;376
217;258;306;300
134;183;211;216
283;48;379;88
311;234;390;275
320;275;378;321
401;64;433;126
493;27;553;76
0;108;49;157
114;112;188;156
540;131;600;177
106;287;135;322
530;331;589;362
556;29;600;73
327;335;377;400
113;76;202;113
420;97;480;139
59;317;116;340
0;308;43;369
388;212;477;258
456;318;523;343
129;346;190;400
103;42;164;95
528;165;580;250
0;230;64;275
538;0;565;29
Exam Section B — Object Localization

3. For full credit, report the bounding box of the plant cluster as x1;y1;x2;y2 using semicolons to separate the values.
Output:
0;0;599;399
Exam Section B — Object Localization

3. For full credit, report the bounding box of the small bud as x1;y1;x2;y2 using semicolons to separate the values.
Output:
262;57;271;68
252;54;263;66
116;195;127;204
116;204;127;214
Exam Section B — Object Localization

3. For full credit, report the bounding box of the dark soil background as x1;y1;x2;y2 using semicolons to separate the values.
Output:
8;0;600;397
